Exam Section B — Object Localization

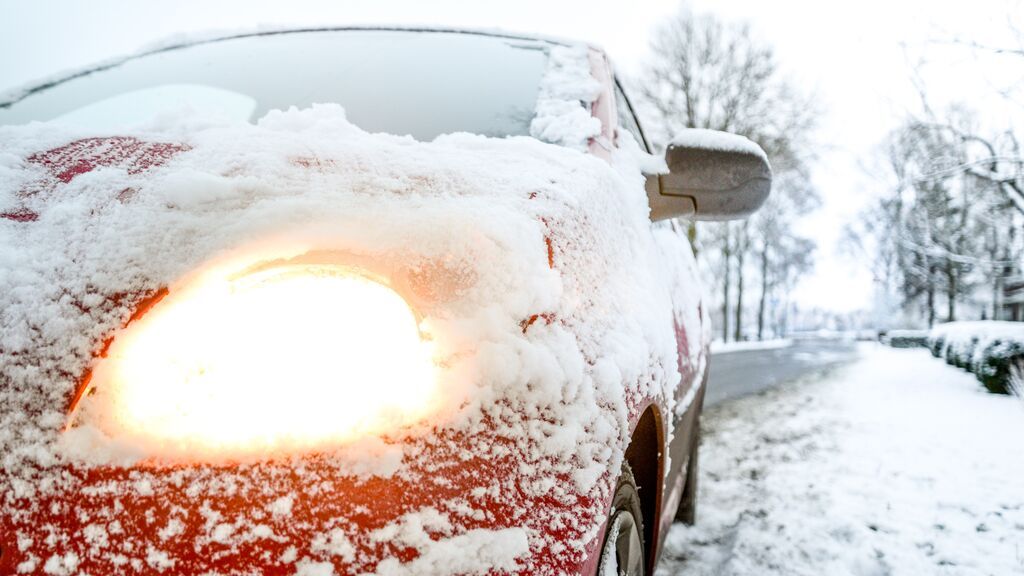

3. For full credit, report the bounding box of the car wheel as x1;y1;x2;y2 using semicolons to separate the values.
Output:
597;463;645;576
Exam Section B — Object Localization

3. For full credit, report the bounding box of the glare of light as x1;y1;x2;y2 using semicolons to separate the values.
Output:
84;263;440;459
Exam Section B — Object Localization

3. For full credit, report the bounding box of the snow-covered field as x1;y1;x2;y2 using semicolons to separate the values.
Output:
658;343;1024;576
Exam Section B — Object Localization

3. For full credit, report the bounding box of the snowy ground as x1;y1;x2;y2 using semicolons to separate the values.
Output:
658;343;1024;576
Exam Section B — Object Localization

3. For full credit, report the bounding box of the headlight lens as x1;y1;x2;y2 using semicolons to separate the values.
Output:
83;262;440;459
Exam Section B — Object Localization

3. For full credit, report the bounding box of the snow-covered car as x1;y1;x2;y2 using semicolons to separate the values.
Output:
0;28;770;575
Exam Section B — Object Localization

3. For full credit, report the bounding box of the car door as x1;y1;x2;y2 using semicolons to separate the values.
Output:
612;77;709;555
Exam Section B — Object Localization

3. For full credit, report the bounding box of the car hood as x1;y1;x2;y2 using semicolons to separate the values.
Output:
0;105;688;574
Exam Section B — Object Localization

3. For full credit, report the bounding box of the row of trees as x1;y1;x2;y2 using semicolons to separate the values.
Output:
845;32;1024;326
636;7;820;341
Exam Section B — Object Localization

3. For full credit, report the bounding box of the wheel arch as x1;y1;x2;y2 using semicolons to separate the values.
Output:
624;402;666;575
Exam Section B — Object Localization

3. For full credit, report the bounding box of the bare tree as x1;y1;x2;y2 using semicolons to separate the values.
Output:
853;7;1024;326
753;168;819;338
850;110;1023;326
638;5;821;340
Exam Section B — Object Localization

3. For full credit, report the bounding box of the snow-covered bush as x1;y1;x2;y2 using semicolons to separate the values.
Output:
1009;358;1024;399
947;335;981;369
882;330;928;348
928;322;1024;395
973;339;1024;395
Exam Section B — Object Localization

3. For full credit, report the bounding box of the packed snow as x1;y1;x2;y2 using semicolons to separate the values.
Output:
530;45;603;151
0;35;707;574
669;129;767;160
658;344;1024;576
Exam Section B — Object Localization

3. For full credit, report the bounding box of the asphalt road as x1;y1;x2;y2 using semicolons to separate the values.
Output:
704;338;862;407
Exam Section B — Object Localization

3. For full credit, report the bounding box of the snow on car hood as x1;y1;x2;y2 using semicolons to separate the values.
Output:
0;96;698;571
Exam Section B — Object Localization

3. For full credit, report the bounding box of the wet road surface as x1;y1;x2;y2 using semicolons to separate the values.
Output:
704;337;862;407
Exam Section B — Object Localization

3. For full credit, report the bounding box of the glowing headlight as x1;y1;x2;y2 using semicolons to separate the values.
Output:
82;263;440;459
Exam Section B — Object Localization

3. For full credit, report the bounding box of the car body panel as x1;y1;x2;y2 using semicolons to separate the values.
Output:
0;28;709;575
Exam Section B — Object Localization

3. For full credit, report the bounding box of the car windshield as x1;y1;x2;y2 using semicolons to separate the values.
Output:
0;29;552;140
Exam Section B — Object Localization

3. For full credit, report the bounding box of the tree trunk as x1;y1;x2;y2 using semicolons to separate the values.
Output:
927;264;936;328
721;226;731;342
757;247;769;340
946;262;957;322
734;247;745;342
991;228;1002;321
993;274;1001;321
780;301;790;336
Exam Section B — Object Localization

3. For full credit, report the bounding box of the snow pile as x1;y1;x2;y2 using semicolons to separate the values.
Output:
670;129;767;160
927;321;1024;394
598;514;620;576
529;45;603;151
367;514;528;576
0;40;703;574
658;344;1024;576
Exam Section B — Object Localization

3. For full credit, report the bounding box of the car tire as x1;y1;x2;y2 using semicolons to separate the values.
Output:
597;463;646;576
675;423;700;525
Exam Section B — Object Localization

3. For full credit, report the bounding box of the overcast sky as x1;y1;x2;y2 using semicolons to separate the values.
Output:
2;0;1021;313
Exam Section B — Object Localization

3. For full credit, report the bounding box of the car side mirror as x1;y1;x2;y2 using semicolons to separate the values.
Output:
646;129;772;221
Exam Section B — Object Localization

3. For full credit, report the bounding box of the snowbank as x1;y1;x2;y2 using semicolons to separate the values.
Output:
658;344;1024;576
929;320;1024;342
710;339;792;355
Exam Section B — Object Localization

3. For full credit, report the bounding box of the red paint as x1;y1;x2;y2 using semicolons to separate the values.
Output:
1;430;605;575
0;527;14;575
674;317;692;380
27;137;190;185
2;137;190;223
0;209;39;222
520;312;556;333
116;187;137;203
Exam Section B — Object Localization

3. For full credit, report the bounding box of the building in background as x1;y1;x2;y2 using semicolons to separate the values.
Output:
1004;273;1024;321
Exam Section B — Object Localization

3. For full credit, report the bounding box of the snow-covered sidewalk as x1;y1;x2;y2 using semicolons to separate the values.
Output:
658;344;1024;576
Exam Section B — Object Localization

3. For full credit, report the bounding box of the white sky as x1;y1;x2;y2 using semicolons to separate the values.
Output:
2;0;1021;313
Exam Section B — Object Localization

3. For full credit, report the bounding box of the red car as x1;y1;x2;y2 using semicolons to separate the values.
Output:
0;28;770;575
